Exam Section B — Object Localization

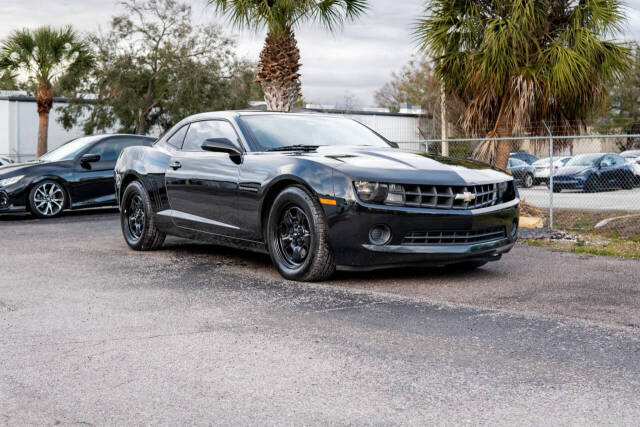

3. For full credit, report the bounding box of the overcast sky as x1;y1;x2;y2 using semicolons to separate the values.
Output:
2;0;640;106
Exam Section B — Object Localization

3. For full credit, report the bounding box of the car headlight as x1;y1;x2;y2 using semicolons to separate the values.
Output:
0;175;24;187
354;181;388;203
498;181;509;198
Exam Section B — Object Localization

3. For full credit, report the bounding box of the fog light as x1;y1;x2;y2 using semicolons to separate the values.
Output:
369;224;392;246
0;192;8;209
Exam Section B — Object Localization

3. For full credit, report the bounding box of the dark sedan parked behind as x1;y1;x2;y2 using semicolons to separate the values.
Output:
550;153;635;192
0;134;154;218
507;157;534;188
115;111;520;282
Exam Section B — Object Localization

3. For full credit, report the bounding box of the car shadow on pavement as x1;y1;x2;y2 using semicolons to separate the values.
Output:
0;207;119;222
159;237;499;284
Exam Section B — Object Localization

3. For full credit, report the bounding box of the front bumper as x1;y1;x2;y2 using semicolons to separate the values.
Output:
0;185;28;213
326;198;520;270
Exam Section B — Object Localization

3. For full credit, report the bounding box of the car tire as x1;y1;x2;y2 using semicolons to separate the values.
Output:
548;183;561;193
28;180;67;218
585;177;599;193
266;185;335;282
523;173;534;188
120;180;165;251
622;175;634;190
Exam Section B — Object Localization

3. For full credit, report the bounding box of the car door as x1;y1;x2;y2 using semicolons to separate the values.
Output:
598;155;616;188
70;137;148;207
164;120;242;236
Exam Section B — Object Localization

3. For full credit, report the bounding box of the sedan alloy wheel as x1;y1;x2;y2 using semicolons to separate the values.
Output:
29;181;66;218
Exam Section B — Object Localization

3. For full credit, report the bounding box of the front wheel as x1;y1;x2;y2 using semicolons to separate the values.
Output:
522;173;534;188
29;180;67;218
120;180;165;250
266;186;335;282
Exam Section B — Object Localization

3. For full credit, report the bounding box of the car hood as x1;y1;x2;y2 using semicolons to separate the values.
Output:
555;165;594;176
289;146;511;185
0;160;46;177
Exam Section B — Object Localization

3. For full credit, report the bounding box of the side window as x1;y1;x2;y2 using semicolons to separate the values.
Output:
166;125;189;149
613;155;626;165
86;138;147;163
507;159;512;168
601;155;613;167
182;120;239;152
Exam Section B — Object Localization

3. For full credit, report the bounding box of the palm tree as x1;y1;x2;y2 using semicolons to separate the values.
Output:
0;26;93;157
414;0;631;168
209;0;368;112
0;70;18;90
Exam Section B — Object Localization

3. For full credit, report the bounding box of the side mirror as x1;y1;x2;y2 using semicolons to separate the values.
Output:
80;153;101;164
201;138;242;157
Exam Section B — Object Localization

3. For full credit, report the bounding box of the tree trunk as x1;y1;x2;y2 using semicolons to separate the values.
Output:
36;81;53;157
256;28;301;112
472;98;512;169
136;112;148;135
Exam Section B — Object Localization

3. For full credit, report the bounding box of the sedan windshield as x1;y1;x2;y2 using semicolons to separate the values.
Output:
567;153;602;167
239;114;393;151
40;136;99;162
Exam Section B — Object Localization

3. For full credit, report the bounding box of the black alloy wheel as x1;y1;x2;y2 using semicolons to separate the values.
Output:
277;206;312;267
266;186;335;282
127;194;145;240
121;180;166;250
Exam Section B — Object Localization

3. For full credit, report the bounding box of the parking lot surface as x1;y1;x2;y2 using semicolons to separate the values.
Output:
519;186;640;211
2;210;640;424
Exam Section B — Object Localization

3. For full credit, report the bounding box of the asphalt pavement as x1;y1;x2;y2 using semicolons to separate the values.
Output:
519;185;640;211
1;210;640;424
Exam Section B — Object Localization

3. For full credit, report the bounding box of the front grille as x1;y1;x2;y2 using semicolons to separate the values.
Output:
387;183;499;210
402;227;506;246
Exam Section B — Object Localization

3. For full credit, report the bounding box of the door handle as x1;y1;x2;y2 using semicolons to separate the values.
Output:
169;161;182;170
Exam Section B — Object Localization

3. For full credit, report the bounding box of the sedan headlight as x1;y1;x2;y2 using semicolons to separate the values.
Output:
0;175;24;187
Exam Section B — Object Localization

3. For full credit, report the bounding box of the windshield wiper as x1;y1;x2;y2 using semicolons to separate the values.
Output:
266;145;320;152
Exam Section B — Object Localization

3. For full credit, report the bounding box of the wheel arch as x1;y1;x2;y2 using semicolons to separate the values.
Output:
119;171;144;205
27;176;72;209
260;176;316;239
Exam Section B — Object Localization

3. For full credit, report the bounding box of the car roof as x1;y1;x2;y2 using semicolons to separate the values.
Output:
621;150;640;156
179;110;354;122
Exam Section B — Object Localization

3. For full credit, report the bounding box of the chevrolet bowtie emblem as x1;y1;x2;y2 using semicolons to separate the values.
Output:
455;191;476;203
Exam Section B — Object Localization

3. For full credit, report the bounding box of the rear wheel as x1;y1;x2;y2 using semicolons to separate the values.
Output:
522;173;534;188
266;186;335;282
622;174;634;190
121;180;165;250
29;180;67;218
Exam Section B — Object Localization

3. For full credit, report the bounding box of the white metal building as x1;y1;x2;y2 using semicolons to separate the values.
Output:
1;94;424;162
0;93;90;163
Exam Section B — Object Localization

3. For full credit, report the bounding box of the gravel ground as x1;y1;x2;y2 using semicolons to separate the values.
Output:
1;209;640;425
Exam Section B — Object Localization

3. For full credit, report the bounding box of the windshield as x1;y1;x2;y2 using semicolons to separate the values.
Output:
239;114;393;151
567;153;602;167
40;136;99;161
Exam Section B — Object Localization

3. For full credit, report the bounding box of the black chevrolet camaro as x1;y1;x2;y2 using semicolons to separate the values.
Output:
0;134;154;218
115;112;520;281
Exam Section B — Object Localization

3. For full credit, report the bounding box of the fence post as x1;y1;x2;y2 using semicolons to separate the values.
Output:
542;121;554;230
440;83;449;156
